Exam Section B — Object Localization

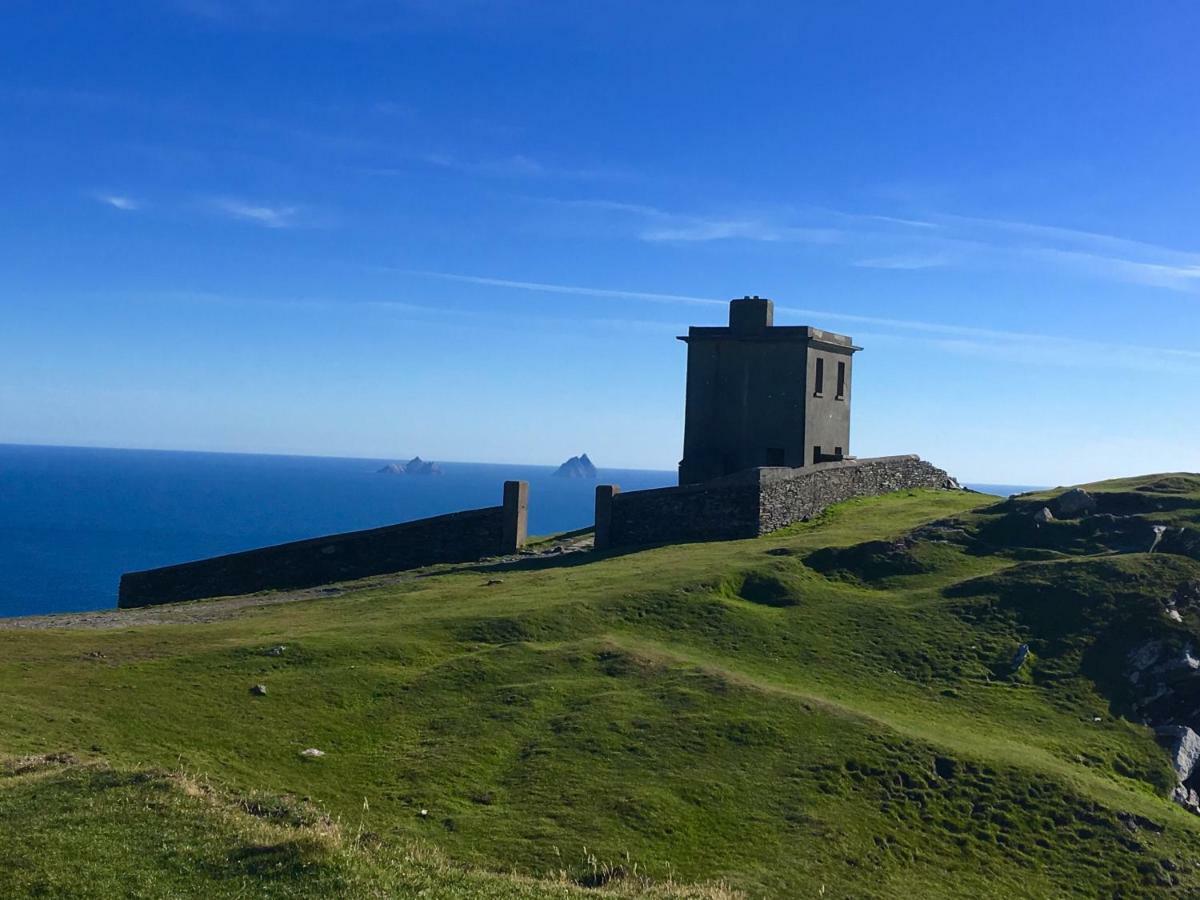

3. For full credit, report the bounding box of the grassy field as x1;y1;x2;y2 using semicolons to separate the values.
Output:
2;475;1200;897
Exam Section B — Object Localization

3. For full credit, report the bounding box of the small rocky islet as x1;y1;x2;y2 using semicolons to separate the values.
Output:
553;453;597;478
376;456;443;476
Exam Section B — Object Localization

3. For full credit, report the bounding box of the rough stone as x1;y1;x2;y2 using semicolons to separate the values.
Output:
1011;643;1030;671
250;684;267;696
605;455;956;549
1033;507;1055;525
1052;488;1097;518
300;748;325;758
1173;580;1200;610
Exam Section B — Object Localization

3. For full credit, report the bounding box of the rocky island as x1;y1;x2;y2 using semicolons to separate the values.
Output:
553;453;597;478
376;456;443;476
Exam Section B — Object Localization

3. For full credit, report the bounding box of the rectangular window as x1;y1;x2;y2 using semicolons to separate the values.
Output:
766;447;785;467
836;361;846;399
834;446;844;459
813;445;822;464
814;357;824;396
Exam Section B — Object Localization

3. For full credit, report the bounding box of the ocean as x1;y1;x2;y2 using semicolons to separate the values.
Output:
0;444;1038;618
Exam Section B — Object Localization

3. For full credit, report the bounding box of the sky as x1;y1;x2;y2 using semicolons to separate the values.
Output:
1;1;1198;485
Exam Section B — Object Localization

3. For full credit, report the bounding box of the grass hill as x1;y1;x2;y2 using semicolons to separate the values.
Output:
2;474;1200;898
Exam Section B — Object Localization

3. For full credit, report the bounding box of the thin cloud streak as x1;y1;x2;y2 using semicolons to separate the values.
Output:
402;270;726;308
209;197;303;228
853;254;950;270
94;193;142;211
550;196;1200;291
407;270;1200;368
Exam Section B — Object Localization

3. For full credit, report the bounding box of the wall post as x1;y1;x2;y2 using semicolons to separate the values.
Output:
501;480;529;553
593;484;621;551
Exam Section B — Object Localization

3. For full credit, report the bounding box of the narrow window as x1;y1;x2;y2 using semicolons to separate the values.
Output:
813;445;822;464
814;357;825;396
836;361;846;399
766;447;785;467
834;446;844;459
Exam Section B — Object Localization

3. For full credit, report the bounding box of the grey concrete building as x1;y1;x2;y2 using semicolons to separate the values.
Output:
677;296;860;485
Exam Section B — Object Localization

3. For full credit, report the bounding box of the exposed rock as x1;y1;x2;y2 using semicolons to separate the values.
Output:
1172;580;1200;610
1052;488;1098;518
1173;784;1200;815
1150;525;1168;553
300;748;325;758
377;456;443;476
553;453;597;479
1157;725;1200;790
264;645;287;657
1011;643;1030;672
1129;641;1164;672
250;684;267;696
1033;507;1055;525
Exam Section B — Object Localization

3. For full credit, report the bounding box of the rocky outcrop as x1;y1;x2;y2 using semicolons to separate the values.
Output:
1156;726;1200;814
554;453;597;478
1052;488;1098;518
377;456;443;476
1126;613;1200;815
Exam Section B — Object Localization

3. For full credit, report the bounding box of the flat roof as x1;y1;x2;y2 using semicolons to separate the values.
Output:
678;325;861;351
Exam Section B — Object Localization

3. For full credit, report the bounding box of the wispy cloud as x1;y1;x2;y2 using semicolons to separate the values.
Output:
547;198;842;244
94;193;142;211
404;270;1200;372
209;197;304;228
853;254;949;270
542;197;1200;292
402;271;725;308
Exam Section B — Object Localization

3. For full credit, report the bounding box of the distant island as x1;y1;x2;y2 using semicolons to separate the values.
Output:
553;453;597;478
377;456;443;476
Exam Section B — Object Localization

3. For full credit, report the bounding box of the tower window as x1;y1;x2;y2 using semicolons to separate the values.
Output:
814;358;824;396
836;361;846;399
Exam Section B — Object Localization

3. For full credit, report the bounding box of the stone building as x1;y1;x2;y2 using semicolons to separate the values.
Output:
678;296;860;485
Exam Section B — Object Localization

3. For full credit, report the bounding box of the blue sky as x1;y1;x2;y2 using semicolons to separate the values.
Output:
2;1;1198;485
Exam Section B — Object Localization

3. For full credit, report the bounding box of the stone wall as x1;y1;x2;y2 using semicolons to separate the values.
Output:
756;455;954;533
605;478;762;547
119;481;528;608
601;456;954;549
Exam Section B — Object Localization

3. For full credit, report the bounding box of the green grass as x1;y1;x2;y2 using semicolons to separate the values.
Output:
3;478;1200;897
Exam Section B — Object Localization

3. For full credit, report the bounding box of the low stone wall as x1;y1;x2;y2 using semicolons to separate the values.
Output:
604;478;762;548
119;481;528;608
757;456;954;533
599;456;954;549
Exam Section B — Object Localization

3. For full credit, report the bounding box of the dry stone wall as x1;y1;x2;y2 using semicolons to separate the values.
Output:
602;455;955;549
757;455;955;534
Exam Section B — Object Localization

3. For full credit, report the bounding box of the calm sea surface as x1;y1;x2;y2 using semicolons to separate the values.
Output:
0;444;1038;618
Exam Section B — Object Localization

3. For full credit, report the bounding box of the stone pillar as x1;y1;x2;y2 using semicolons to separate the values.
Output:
594;484;621;551
501;480;529;553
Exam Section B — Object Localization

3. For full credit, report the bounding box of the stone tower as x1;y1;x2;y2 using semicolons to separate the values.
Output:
677;296;860;485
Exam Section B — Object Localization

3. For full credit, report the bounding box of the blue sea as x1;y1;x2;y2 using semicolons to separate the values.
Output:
0;444;1038;618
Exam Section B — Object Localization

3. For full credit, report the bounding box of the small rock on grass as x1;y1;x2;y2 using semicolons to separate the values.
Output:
300;748;325;758
250;684;267;696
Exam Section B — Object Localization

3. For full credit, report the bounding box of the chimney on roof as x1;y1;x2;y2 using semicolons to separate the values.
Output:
728;295;773;333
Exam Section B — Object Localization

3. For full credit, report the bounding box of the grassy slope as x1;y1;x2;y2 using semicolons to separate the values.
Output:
3;478;1200;897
